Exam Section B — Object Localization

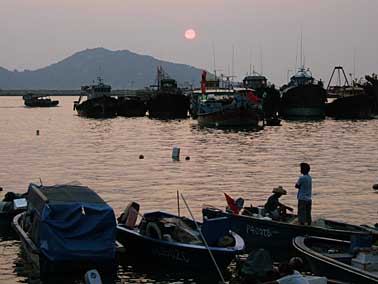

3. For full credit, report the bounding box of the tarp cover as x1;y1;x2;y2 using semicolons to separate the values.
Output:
27;183;116;262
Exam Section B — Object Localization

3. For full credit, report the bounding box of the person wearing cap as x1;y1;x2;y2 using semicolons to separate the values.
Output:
295;163;312;225
264;186;293;221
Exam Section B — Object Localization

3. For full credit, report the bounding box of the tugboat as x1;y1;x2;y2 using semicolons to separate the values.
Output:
147;66;190;119
280;67;327;119
326;66;375;119
74;77;118;118
242;72;281;125
23;93;59;107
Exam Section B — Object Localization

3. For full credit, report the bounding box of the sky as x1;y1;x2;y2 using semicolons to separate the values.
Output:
1;0;378;85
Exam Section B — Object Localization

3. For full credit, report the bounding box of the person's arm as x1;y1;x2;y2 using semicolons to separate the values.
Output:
295;176;302;189
278;202;294;212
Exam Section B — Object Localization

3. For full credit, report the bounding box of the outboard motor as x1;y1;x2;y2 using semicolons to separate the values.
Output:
84;269;102;284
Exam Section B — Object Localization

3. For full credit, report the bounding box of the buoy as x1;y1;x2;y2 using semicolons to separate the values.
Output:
185;156;190;161
373;184;378;190
36;130;40;136
172;147;180;161
0;187;3;192
139;154;144;159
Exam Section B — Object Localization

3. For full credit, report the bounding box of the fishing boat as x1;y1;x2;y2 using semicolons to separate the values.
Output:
195;88;264;128
147;66;190;119
74;77;118;118
117;96;147;117
293;236;378;283
280;67;327;119
202;205;378;261
117;210;244;274
12;183;117;281
23;93;59;107
242;72;281;122
361;74;378;115
326;66;375;119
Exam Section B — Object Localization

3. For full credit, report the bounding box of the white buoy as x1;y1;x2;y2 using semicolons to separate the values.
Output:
84;269;102;284
172;147;180;161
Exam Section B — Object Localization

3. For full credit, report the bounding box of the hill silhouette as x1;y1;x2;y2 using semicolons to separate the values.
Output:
0;48;204;90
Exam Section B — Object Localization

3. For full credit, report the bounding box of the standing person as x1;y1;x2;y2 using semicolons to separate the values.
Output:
295;163;312;225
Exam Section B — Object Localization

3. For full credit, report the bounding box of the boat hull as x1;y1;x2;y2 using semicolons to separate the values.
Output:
117;97;147;117
197;108;263;128
24;100;59;107
202;208;378;261
280;85;326;118
148;93;189;119
293;236;378;284
75;96;118;118
326;95;375;119
117;225;242;273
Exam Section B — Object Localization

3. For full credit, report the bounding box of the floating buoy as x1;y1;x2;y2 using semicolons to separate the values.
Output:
373;184;378;190
0;187;3;192
139;154;144;159
172;147;180;161
185;156;190;161
36;130;40;136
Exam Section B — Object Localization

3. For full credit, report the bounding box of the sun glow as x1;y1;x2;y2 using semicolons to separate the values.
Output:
184;29;196;40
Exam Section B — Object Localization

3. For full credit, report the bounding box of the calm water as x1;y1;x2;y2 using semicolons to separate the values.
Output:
0;96;377;283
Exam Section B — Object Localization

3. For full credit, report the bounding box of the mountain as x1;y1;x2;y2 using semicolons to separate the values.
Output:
0;48;205;90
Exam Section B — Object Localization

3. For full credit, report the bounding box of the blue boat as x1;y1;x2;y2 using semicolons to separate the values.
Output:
203;206;378;261
117;211;244;274
12;183;117;281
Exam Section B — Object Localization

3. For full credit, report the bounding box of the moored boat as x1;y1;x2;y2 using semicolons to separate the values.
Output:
117;96;147;117
0;191;27;231
147;66;190;119
74;77;118;118
117;210;244;274
280;67;327;119
202;205;378;261
326;67;375;119
23;93;59;107
293;236;378;283
12;183;117;281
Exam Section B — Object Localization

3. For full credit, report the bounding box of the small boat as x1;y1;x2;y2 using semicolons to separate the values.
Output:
202;206;378;261
117;210;244;274
326;67;375;119
12;183;117;281
147;66;190;119
23;93;59;107
117;96;147;117
0;191;27;231
293;236;378;283
280;67;327;119
74;77;118;118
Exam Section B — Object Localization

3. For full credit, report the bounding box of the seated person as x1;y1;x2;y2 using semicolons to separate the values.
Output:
263;257;309;284
264;186;293;220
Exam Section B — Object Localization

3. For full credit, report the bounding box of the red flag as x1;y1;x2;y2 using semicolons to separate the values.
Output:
224;193;239;214
246;90;259;104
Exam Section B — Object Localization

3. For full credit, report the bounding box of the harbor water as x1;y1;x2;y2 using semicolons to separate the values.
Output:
0;96;377;283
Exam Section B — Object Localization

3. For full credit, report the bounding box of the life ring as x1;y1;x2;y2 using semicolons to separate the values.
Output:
145;222;162;240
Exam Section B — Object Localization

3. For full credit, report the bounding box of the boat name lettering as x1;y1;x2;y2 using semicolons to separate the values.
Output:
246;224;272;238
151;247;190;263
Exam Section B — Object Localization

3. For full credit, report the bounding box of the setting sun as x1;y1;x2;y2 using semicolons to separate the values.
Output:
184;28;196;40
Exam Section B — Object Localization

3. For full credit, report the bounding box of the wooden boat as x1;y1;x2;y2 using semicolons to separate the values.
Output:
23;93;59;107
74;77;118;118
280;67;327;119
147;66;190;119
194;88;264;128
202;206;378;261
117;210;244;273
293;236;378;283
12;183;117;281
326;66;375;119
117;96;147;117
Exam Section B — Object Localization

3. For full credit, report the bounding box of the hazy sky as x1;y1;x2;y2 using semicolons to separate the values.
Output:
1;0;377;85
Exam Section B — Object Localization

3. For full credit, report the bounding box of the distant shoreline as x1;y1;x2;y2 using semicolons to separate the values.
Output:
0;90;152;97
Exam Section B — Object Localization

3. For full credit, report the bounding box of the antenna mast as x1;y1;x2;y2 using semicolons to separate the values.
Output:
212;42;217;78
